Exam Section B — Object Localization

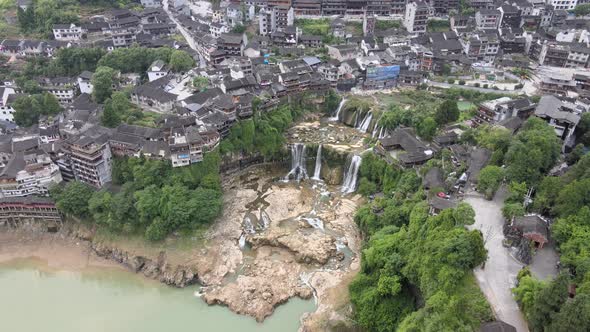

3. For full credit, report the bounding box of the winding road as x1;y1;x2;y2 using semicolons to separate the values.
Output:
465;187;529;332
162;0;198;51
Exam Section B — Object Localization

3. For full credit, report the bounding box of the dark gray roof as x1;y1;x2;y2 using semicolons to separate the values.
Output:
429;196;457;211
535;95;581;125
480;321;517;332
423;167;444;190
132;85;177;103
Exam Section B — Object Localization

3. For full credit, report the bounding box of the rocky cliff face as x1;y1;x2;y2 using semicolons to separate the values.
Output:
90;242;199;287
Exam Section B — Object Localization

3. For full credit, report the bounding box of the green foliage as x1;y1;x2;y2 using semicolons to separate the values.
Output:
295;18;331;35
168;50;194;73
192;76;209;92
566;144;585;165
375;20;401;30
231;24;246;33
51;48;107;76
351;202;489;331
323;89;342;115
572;3;590;16
427;19;450;32
502;203;525;220
12;93;62;127
92;66;117;103
54;151;223;241
504;118;561;186
434;99;460;125
17;0;79;36
51;181;95;219
98;46;174;73
417;116;437;141
476;165;504;198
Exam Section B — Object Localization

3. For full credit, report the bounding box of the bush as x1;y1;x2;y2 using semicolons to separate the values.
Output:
459;80;466;85
474;83;480;87
515;83;524;89
483;84;489;89
447;78;455;84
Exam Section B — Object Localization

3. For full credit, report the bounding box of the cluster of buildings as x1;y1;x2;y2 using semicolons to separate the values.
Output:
1;0;590;198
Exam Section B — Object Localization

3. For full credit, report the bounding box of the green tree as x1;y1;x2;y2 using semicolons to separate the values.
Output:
192;76;209;92
547;294;590;332
505;118;561;186
53;182;95;219
101;98;121;128
435;99;460;125
477;165;504;198
92;66;117;103
169;50;194;73
573;3;590;16
417;116;437;140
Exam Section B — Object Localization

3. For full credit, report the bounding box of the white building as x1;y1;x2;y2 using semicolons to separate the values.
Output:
259;6;294;36
0;86;16;123
147;60;169;82
52;23;83;41
77;71;94;95
404;1;434;35
0;150;63;198
548;0;577;10
141;0;161;8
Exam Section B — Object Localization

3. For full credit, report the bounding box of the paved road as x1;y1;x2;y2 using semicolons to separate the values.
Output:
465;188;529;332
162;0;198;51
427;81;525;95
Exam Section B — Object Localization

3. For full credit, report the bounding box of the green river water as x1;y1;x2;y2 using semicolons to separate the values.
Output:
0;259;315;332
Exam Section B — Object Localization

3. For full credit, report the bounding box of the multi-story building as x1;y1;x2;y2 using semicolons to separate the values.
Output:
0;86;16;123
141;0;161;7
535;95;581;145
38;77;76;104
292;0;322;15
259;6;294;36
0;150;62;198
404;1;433;35
476;9;502;30
52;23;83;42
217;33;246;57
498;4;521;28
0;196;62;225
547;0;577;10
62;131;113;188
432;0;459;14
473;97;536;127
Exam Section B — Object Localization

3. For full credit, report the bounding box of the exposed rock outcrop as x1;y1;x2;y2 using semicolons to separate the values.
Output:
91;242;198;287
249;228;337;265
202;250;313;322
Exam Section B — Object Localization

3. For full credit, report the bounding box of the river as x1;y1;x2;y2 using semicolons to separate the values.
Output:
0;258;315;332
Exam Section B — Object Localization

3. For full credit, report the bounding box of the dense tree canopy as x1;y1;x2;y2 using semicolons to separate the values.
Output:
52;151;223;241
92;66;117;103
168;50;195;73
12;93;62;127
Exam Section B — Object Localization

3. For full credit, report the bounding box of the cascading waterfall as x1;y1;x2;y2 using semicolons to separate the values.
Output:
239;214;257;249
329;99;347;121
302;217;324;230
312;144;322;180
372;113;384;138
372;125;380;138
259;210;271;229
357;112;373;133
285;143;308;181
341;155;362;194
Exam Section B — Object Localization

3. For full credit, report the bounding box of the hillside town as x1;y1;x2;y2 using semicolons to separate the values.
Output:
1;0;590;331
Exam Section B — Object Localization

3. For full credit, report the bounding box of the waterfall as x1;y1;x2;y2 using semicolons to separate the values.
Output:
300;272;318;304
357;112;373;133
259;210;271;229
312;144;322;180
285;143;308;181
372;125;380;138
238;233;246;249
341;155;362;194
302;217;324;230
329;99;347;121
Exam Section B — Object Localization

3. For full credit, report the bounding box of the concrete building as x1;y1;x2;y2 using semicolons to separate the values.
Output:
147;60;169;82
548;0;577;10
0;87;16;123
77;71;94;95
140;0;161;8
404;1;434;35
476;9;502;30
52;24;83;42
534;95;581;143
0;196;62;226
62;131;113;188
0;150;62;198
259;6;294;36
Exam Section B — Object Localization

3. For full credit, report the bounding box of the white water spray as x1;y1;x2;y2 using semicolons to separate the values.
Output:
285;143;307;181
312;144;322;180
357;112;373;133
329;99;347;121
341;155;362;194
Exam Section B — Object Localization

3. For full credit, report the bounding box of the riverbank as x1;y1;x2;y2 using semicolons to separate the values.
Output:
0;165;362;330
0;226;118;271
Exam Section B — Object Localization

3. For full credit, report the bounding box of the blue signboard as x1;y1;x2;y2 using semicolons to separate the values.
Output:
366;65;400;81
